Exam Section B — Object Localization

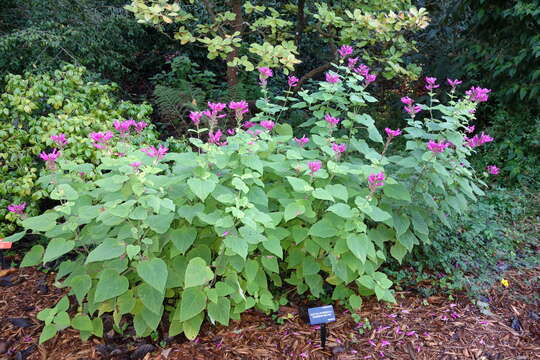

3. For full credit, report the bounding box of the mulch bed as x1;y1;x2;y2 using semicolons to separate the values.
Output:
0;267;538;360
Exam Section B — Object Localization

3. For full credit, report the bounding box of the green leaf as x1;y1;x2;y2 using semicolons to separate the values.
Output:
390;243;407;264
207;297;230;326
39;324;58;344
179;287;206;321
346;234;370;263
327;203;353;218
183;312;204;340
383;184;411;201
261;256;279;273
126;245;141;259
71;314;93;332
137;258;168;294
397;231;416;251
349;294;362;310
262;238;283;258
367;125;383;143
2;230;26;243
169;227;197;254
286;176;313;193
94;269;129;303
325;184;348;201
224;235;248;259
43;238;75;263
68;275;92;304
188;178;216;201
138;283;164;315
145;213;174;234
86;239;125;263
22;213;58;232
312;188;334;201
284;202;305;222
51;184;79;201
184;257;214;288
20;245;44;267
309;219;337;238
392;213;410;236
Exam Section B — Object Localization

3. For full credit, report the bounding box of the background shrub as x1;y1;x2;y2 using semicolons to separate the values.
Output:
0;65;156;237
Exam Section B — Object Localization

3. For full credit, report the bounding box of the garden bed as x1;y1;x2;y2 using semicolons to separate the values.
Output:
1;266;538;360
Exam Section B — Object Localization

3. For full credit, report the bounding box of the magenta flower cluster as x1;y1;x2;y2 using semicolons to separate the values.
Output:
141;145;168;160
325;114;341;127
425;77;439;91
288;76;299;87
400;96;422;116
464;132;493;148
50;134;68;147
113;119;148;136
325;72;340;84
260;120;275;131
294;136;309;146
426;140;451;154
90;131;114;149
466;86;491;103
258;67;273;86
308;161;322;174
353;63;377;86
384;128;402;139
7;202;26;215
368;172;385;191
486;165;499;175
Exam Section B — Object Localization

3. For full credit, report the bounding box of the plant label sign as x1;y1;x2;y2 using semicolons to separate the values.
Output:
308;305;335;325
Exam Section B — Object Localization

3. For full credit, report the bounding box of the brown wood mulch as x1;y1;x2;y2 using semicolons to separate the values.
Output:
0;267;538;360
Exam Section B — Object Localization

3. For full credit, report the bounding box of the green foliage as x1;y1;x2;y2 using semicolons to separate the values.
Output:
126;0;429;80
385;187;540;297
16;61;490;342
0;0;173;83
0;65;156;237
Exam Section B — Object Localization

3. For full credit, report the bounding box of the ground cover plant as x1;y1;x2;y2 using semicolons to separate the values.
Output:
2;51;502;344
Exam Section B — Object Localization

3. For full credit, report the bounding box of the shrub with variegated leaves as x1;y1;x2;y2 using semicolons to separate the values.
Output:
3;59;497;343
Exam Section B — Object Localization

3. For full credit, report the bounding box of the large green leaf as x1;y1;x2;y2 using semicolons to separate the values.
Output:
137;283;164;315
188;177;216;201
284;202;305;222
94;269;129;303
86;239;125;263
286;176;313;193
22;213;58;232
390;243;407;264
207;297;230;326
179;287;206;321
183;312;204;340
383;183;411;201
43;238;74;263
327;203;353;218
309;219;337;238
68;275;92;304
184;257;214;288
20;245;44;267
51;184;79;201
224;235;248;259
145;213;174;234
137;258;168;294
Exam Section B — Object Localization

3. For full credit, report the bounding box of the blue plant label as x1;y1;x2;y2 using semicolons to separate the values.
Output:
308;305;336;325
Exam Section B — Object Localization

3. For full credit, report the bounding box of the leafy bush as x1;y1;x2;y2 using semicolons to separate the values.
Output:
0;0;173;83
385;187;540;297
0;65;156;237
6;61;496;343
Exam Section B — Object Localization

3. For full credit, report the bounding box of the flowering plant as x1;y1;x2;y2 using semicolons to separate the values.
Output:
5;59;496;344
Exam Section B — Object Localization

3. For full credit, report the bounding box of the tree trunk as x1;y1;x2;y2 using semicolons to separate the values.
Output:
227;0;243;89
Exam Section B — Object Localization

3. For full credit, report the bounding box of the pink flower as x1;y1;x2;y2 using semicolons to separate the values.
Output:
39;148;61;162
141;145;168;160
308;161;322;174
90;131;114;149
447;78;462;88
7;202;26;215
385;128;402;139
368;172;385;190
189;111;203;126
347;57;359;68
405;104;422;116
227;129;236;136
294;136;309;146
325;72;340;83
400;96;414;106
114;119;135;136
229;101;249;115
260;120;275;131
464;132;493;148
288;76;299;87
258;67;273;78
465;125;475;133
354;64;370;77
208;129;223;144
338;45;353;57
466;86;491;103
50;134;68;147
426;140;450;153
243;121;255;129
332;143;346;159
425;76;439;91
487;165;499;175
134;121;148;133
129;162;142;172
364;73;377;86
208;102;227;113
222;231;229;237
325;114;340;127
